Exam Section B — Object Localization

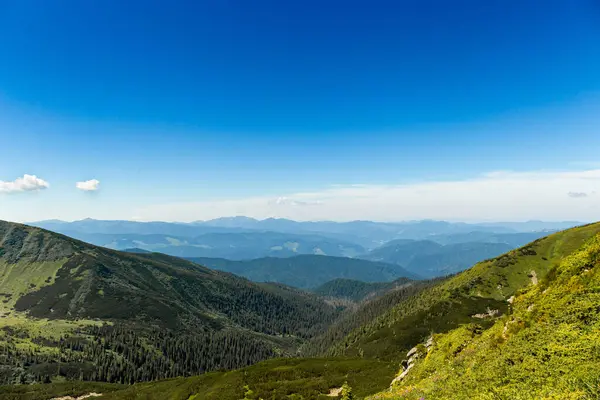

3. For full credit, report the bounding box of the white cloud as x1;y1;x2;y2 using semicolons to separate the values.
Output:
132;169;600;222
0;174;50;193
272;197;323;206
76;179;100;191
568;191;589;198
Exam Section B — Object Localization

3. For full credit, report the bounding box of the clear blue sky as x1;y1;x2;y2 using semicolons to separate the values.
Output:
1;0;600;222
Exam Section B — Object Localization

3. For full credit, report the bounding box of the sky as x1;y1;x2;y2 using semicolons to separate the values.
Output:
1;0;600;223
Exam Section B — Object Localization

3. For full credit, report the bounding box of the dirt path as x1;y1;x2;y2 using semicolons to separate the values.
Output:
51;393;103;400
530;270;538;285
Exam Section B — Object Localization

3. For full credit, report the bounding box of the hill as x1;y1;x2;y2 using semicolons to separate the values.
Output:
187;255;419;289
0;220;341;385
360;240;513;278
371;224;600;399
319;222;600;364
0;358;396;400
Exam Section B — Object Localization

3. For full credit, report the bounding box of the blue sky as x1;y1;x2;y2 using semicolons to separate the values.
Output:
1;0;600;222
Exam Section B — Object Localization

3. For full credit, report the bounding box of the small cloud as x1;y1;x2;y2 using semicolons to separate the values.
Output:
568;191;589;198
273;197;323;206
0;174;49;193
76;179;100;192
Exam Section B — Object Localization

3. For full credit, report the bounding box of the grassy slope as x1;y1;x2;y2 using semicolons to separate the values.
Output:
370;228;600;399
325;223;600;361
0;221;344;385
0;220;339;335
0;358;396;400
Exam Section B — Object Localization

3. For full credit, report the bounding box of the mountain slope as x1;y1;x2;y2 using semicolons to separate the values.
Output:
312;278;411;302
0;358;397;400
361;240;514;278
0;221;341;385
186;255;419;289
323;222;600;362
360;240;443;265
372;225;600;399
404;241;513;277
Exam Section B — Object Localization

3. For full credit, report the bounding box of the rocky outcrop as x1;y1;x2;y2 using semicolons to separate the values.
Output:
390;336;434;386
51;393;102;400
472;307;500;319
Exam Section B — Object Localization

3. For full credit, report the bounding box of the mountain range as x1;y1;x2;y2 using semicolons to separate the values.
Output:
31;217;582;249
27;218;578;283
3;219;600;399
51;230;366;259
359;239;516;278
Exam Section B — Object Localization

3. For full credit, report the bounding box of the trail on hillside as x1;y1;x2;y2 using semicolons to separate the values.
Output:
530;270;538;285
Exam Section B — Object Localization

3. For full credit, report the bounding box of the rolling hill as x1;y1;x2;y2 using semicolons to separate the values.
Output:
371;223;600;399
318;222;600;363
427;230;552;246
360;239;514;278
47;230;366;259
0;220;342;385
186;255;419;289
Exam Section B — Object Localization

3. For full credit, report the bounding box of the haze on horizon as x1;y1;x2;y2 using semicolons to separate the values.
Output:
1;1;599;223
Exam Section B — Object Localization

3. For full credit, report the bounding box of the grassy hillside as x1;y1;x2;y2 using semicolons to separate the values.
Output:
305;278;445;358
370;225;600;399
0;221;341;385
0;358;396;400
188;255;419;289
323;223;600;361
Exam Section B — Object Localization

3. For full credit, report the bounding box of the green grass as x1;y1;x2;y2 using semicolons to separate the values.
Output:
0;259;66;310
368;229;600;399
0;381;125;400
0;358;396;400
325;223;600;361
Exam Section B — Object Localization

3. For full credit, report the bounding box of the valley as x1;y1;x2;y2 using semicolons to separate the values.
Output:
0;221;341;386
1;219;599;399
3;2;596;398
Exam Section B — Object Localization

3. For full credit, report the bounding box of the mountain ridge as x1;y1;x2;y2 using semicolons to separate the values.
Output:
359;239;514;278
318;222;600;361
0;220;342;385
186;254;420;289
30;218;585;251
